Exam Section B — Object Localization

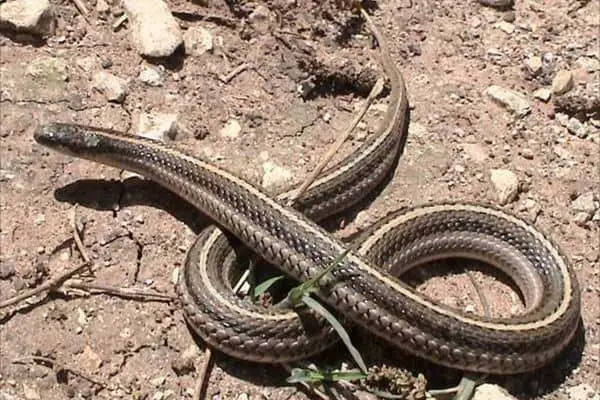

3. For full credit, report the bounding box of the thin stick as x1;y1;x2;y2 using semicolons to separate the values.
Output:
13;356;109;389
219;63;252;83
0;261;91;309
71;205;91;263
112;14;128;31
193;349;214;400
465;269;491;318
286;77;384;206
193;257;252;399
70;0;90;24
62;280;175;302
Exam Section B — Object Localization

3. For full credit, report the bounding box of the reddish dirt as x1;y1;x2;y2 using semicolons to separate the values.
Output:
1;0;598;399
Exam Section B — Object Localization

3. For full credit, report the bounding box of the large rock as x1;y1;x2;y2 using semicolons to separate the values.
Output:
0;0;55;36
123;0;183;58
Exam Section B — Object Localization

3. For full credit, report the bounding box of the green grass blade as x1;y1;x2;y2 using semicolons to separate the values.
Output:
252;275;285;298
301;295;367;374
287;247;353;306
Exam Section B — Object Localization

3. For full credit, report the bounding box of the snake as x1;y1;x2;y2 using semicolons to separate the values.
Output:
33;10;580;375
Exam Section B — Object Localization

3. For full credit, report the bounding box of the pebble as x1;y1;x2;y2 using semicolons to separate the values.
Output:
150;376;166;387
520;148;534;159
552;70;574;95
472;384;517;400
566;117;588;138
533;87;551;102
171;345;199;376
92;71;128;103
571;192;597;215
490;169;519;205
183;26;213;56
219;119;242;138
486;85;531;117
262;161;292;190
248;5;272;33
139;67;163;86
123;0;183;58
96;0;109;14
137;112;178;141
524;56;543;76
0;0;55;36
34;214;45;225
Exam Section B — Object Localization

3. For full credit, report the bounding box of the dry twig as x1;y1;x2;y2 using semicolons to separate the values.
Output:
286;77;384;205
218;63;253;83
0;261;91;309
62;280;175;302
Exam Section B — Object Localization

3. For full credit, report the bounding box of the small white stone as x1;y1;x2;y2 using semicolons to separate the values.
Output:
490;169;519;205
533;87;551;102
96;0;109;13
524;56;543;75
183;26;213;56
472;384;517;400
219;119;242;138
92;71;128;103
137;112;178;141
139;67;163;86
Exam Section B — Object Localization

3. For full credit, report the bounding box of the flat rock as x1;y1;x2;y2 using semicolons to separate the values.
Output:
571;192;597;214
92;71;128;103
137;112;178;141
123;0;183;58
0;56;67;102
486;85;531;117
462;143;488;163
0;0;55;36
490;169;519;205
566;117;588;138
552;70;574;95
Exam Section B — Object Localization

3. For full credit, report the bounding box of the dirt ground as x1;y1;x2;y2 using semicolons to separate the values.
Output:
1;0;599;399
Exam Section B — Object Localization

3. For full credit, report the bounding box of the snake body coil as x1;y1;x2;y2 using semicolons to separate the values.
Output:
33;13;580;375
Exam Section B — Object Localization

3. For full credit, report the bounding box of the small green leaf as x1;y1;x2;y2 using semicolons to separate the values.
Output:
252;275;285;298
